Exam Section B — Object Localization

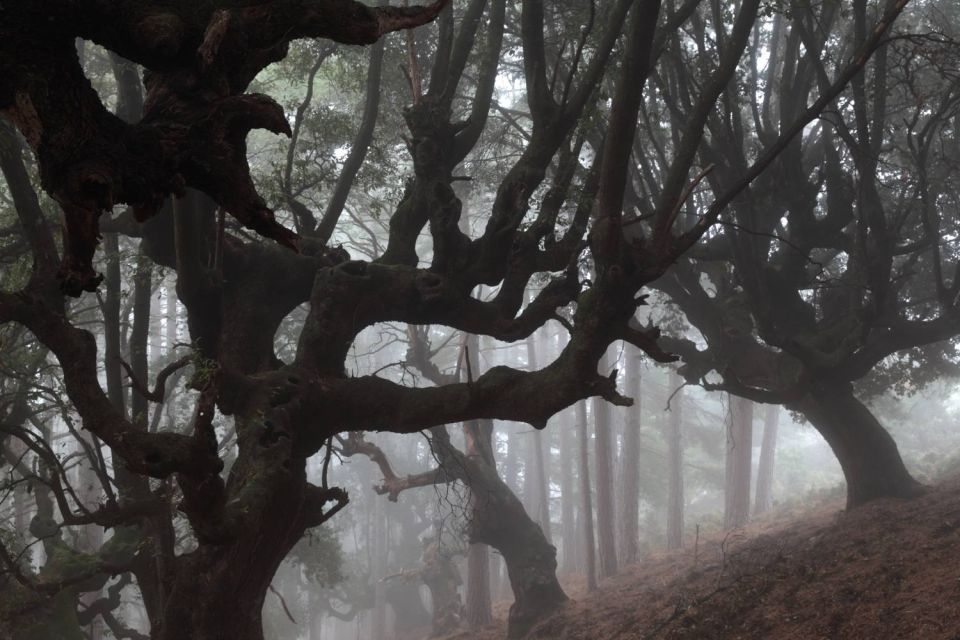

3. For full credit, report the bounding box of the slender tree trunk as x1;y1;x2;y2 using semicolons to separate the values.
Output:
102;232;126;416
592;353;617;578
754;403;779;515
792;382;923;508
165;276;178;357
559;407;577;573
665;370;684;550
617;352;641;565
504;429;521;496
372;497;387;640
576;401;597;592
526;333;552;541
164;277;179;433
532;430;551;541
130;251;152;431
724;395;753;529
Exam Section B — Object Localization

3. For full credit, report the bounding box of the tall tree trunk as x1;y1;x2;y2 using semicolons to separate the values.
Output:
466;542;492;629
791;382;923;508
504;429;521;495
576;401;597;591
665;370;684;550
617;351;641;565
164;277;179;434
724;395;753;529
372;497;387;640
559;407;577;573
526;332;552;541
592;354;617;578
532;430;551;541
754;403;779;515
102;232;126;416
129;251;152;431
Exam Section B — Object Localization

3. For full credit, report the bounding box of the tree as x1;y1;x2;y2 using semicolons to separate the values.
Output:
576;400;597;592
724;395;752;530
640;0;940;508
592;352;618;578
754;404;779;515
340;325;567;637
0;0;913;637
617;348;642;564
665;369;684;550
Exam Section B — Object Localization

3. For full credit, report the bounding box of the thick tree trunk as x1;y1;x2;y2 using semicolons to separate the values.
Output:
724;395;753;529
617;352;641;565
792;382;923;508
592;363;617;577
467;458;566;638
754;403;779;515
576;401;597;591
155;476;309;640
665;370;684;550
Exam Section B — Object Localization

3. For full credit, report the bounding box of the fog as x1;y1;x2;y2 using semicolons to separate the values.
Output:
3;0;960;639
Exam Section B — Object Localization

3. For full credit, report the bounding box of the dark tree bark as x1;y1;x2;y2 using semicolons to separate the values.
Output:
102;233;127;416
665;370;684;550
791;382;924;508
724;395;753;529
155;473;330;640
2;0;910;637
754;403;779;515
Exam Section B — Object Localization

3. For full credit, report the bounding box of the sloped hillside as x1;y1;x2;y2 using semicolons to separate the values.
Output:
457;476;960;640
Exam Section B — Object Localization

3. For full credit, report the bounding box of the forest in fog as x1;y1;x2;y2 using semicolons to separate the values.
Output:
2;0;960;638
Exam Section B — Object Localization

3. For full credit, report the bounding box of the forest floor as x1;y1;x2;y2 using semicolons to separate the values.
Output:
447;475;960;640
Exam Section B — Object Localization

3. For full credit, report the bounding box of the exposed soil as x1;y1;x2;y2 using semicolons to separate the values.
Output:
448;476;960;640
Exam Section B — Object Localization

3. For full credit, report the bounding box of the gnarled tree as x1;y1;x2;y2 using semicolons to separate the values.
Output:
0;0;913;638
